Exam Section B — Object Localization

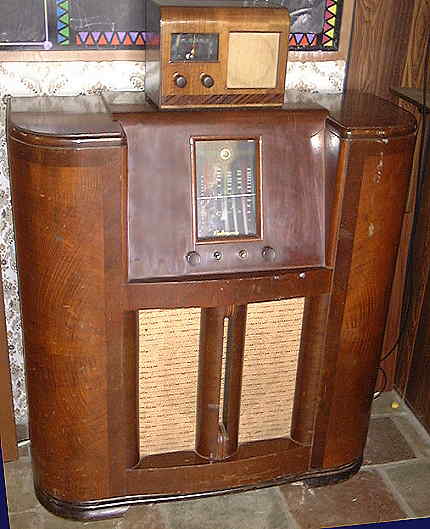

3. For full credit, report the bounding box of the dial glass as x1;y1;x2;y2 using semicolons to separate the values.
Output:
170;33;219;62
194;139;260;242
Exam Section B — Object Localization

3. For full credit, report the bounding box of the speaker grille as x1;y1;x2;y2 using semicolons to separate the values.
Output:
138;308;200;456
138;299;304;457
239;298;304;443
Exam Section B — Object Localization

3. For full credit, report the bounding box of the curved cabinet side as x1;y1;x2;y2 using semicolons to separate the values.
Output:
8;135;125;503
314;132;416;469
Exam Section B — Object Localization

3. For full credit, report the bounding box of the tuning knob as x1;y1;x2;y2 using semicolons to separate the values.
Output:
173;73;187;88
200;73;214;88
186;251;201;266
262;246;276;261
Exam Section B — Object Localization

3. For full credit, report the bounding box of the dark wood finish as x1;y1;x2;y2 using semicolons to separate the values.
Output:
392;88;430;434
0;268;18;462
161;93;285;107
8;130;125;502
7;91;416;519
406;282;430;431
128;438;309;495
126;268;332;309
146;0;290;109
400;2;430;92
119;107;328;281
196;307;227;460
380;0;430;389
34;456;362;522
314;133;416;469
345;0;428;390
290;294;330;446
388;99;425;393
222;305;247;458
345;0;415;101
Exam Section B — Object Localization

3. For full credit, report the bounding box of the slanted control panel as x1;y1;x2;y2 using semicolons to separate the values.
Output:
121;107;330;281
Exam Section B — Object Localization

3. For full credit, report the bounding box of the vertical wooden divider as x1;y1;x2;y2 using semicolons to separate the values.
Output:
222;305;247;458
195;307;226;460
195;305;247;461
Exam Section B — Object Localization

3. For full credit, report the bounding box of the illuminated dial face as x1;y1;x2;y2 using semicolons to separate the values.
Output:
194;139;259;241
170;33;219;62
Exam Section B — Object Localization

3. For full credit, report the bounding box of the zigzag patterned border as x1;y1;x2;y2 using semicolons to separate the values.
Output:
76;31;146;47
289;0;343;51
56;0;70;46
57;0;342;52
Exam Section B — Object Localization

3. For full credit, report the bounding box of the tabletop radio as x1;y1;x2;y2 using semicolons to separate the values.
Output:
145;0;290;108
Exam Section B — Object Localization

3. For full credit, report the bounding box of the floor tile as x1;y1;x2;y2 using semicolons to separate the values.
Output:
10;510;46;529
393;415;430;458
281;470;406;529
159;488;290;529
384;460;430;517
117;503;168;529
363;417;416;465
371;391;406;416
9;507;120;529
4;457;39;514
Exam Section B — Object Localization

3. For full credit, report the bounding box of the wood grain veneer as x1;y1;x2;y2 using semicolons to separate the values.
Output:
6;91;416;520
146;0;290;108
345;0;415;101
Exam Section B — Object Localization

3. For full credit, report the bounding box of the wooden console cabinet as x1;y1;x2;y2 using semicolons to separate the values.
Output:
7;91;415;521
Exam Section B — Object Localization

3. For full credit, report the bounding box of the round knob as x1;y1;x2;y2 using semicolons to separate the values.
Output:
173;73;187;88
186;251;201;266
238;249;248;260
200;74;214;88
262;246;276;261
213;251;222;261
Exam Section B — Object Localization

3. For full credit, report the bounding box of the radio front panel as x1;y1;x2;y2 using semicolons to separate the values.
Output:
123;108;329;281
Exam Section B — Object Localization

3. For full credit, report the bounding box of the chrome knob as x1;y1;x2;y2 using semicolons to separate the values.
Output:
186;251;201;266
200;74;214;88
262;246;276;261
174;73;187;88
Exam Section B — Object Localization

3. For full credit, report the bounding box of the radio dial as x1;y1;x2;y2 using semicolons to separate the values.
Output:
200;74;214;88
173;73;187;88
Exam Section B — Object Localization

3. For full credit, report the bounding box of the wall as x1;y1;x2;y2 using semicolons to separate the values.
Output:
0;59;346;436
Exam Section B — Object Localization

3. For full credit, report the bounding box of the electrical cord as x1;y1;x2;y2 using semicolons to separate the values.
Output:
374;366;388;399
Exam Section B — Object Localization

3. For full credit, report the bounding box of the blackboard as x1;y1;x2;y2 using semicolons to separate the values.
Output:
0;0;343;52
0;0;50;49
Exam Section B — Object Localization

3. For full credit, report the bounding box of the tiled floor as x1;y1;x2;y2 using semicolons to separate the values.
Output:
5;391;430;529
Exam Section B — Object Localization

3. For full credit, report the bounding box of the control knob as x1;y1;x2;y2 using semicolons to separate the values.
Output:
186;251;201;266
262;246;276;261
200;73;214;88
173;73;187;88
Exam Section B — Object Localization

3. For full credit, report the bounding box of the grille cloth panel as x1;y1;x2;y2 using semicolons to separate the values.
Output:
138;298;304;456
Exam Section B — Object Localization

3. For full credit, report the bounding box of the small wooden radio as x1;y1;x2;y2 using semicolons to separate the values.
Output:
145;0;290;108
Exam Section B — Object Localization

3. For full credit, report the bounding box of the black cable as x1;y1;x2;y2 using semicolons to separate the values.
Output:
374;366;388;398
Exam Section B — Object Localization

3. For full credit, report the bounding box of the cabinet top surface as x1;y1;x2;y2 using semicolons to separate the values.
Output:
7;91;416;141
